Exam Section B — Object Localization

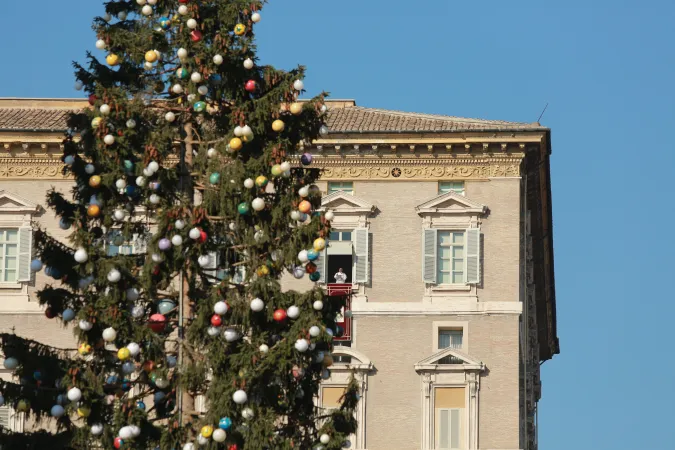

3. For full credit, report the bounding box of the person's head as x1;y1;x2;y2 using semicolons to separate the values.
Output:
338;268;343;272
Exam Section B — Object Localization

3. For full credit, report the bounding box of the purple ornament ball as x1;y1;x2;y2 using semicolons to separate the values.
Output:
158;238;172;251
300;152;313;166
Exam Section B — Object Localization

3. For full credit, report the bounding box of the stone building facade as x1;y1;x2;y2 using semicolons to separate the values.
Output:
0;98;558;450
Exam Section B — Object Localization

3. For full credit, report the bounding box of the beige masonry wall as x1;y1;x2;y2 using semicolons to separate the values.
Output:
354;314;520;450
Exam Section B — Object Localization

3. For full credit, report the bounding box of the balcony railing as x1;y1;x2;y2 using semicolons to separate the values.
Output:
326;283;352;342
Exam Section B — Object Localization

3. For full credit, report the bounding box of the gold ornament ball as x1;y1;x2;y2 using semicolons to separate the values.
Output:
117;347;131;360
255;176;268;187
229;137;243;151
289;102;303;115
298;200;312;214
106;54;120;66
234;23;246;35
201;425;214;438
87;205;101;217
78;343;92;355
257;265;270;277
313;238;326;251
323;354;334;367
77;406;91;418
17;400;30;413
272;119;285;132
91;117;102;128
89;175;101;188
145;50;158;63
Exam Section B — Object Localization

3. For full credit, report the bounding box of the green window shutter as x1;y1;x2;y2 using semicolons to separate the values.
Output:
353;228;369;283
17;227;32;282
465;228;480;284
423;229;437;283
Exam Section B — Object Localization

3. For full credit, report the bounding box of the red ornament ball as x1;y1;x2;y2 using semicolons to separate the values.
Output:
88;94;97;106
45;307;56;319
305;262;317;274
114;437;124;449
228;445;238;450
148;314;167;333
273;309;287;322
210;314;223;327
245;80;256;92
152;265;161;276
199;230;208;243
179;0;189;3
190;30;202;42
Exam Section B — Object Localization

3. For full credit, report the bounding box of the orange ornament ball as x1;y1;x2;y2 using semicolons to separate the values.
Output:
229;137;243;151
142;361;155;373
89;175;101;187
87;205;101;217
305;262;317;274
298;200;312;214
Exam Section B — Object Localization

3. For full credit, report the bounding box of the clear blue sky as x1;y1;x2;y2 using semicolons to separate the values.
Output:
3;1;675;448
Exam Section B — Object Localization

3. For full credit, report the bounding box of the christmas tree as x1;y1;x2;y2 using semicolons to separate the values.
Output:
0;1;358;449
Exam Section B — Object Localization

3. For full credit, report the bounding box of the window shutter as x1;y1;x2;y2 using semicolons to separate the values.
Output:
423;229;437;283
17;227;33;282
465;228;480;284
353;228;369;283
0;405;10;429
313;248;326;284
132;233;148;254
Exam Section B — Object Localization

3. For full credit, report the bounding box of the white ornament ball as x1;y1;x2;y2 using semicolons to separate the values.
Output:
320;434;330;444
232;389;248;404
171;235;183;246
74;248;88;263
178;5;188;15
135;176;146;187
242;125;253;137
250;298;265;312
3;357;19;370
95;39;106;50
251;12;261;23
242;407;254;420
117;11;127;21
212;429;226;442
243;58;254;69
259;344;269;353
143;167;154;177
223;328;240;342
113;209;126;221
187;19;198;29
126;342;140;356
144;61;154;71
151;253;164;263
91;423;104;436
295;339;309;353
197;435;209;445
130;425;141;437
79;320;93;331
155;377;169;389
177;48;188;59
290;210;301;221
298;250;309;263
197;255;211;267
67;387;82;402
165;112;176;122
198;85;208;96
214;301;229;315
287;305;300;319
136;0;147;4
244;178;255;189
213;54;224;65
141;5;152;15
174;219;186;230
319;125;329;136
102;327;117;342
147;161;159;173
172;84;184;94
298;186;310;197
234;126;243;137
103;134;115;145
103;13;112;22
107;269;121;283
74;81;84;91
148;0;157;6
207;326;220;337
85;164;95;174
125;119;136;129
131;305;145;319
119;426;133;440
325;210;335;221
293;80;305;91
251;198;265;211
191;72;202;83
313;300;324;311
183;444;196;450
229;222;237;231
115;178;127;190
149;194;160;204
309;326;321;337
280;161;291;172
189;227;201;240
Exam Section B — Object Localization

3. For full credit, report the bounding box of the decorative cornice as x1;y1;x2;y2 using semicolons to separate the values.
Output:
0;158;67;179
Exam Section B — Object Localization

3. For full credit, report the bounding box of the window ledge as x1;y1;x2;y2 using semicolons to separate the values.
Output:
431;284;472;292
0;282;22;289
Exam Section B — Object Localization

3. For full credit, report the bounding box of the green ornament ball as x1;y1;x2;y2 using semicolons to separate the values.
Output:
309;272;321;282
123;160;134;171
176;68;189;80
271;164;282;177
193;101;206;112
237;202;250;215
209;173;221;185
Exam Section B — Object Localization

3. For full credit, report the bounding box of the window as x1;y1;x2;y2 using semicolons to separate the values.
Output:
438;181;465;196
328;230;352;242
435;388;465;449
328;181;353;194
438;330;463;364
437;408;461;449
206;250;246;284
106;231;134;256
0;405;10;428
0;229;19;282
437;231;465;284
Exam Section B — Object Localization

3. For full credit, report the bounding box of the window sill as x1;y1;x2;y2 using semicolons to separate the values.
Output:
0;282;22;289
431;284;472;292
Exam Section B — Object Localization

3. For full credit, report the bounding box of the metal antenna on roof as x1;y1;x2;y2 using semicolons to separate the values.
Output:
536;103;549;124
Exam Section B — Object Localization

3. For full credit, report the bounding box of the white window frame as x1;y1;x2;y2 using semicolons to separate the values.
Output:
436;230;466;286
438;181;465;196
436;407;463;449
0;367;25;432
328;181;354;195
433;321;469;353
0;228;20;283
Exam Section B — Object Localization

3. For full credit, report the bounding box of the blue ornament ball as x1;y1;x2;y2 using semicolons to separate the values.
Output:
300;152;313;166
59;218;71;230
30;259;43;272
159;17;171;29
125;185;138;197
89;194;102;206
219;417;233;430
49;267;62;279
153;391;166;403
62;308;75;322
56;394;67;406
136;401;146;410
306;249;319;261
309;272;321;282
64;155;75;165
157;300;176;315
122;361;135;374
106;375;119;385
51;405;65;418
166;355;177;368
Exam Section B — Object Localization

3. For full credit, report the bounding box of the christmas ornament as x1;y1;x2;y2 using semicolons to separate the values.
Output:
155;377;169;389
127;342;140;356
159;238;172;251
193;101;206;112
190;30;202;42
243;178;255;189
209;172;221;184
114;437;124;449
256;265;269;276
294;339;309;352
218;417;232;430
325;210;335;221
287;305;300;319
245;80;256;92
171;235;183;246
187;18;198;29
234;23;246;35
158;299;176;314
292;365;305;379
223;328;240;342
74;248;88;263
298;200;312;213
207;147;217;158
309;272;322;282
298;250;309;263
320;434;331;444
242;408;254;419
251;12;261;22
184;444;196;450
145;50;158;63
198;255;212;267
62;308;75;321
309;326;321;337
250;298;264;312
293;80;304;91
251;198;265;211
259;344;269;353
290;102;303;115
272;119;285;132
91;424;104;436
244;58;254;69
95;39;106;49
210;314;223;327
301;152;313;165
51;404;65;418
213;428;227;442
3;357;18;370
177;47;188;59
237;202;250;215
213;54;224;65
298;186;310;198
159;16;171;29
280;161;291;172
102;327;117;342
214;301;229;315
178;5;188;15
273;309;287;322
198;85;208;95
108;268;123;283
229;137;243;150
271;164;283;176
242;125;253;138
313;300;324;311
232;389;248;404
149;313;167;332
172;83;184;94
201;425;214;438
78;343;92;355
88;175;101;188
188;227;201;240
67;387;82;402
165;111;176;122
103;134;115;145
106;54;120;66
117;347;131;360
319;125;329;136
292;266;306;278
99;104;111;115
191;72;202;83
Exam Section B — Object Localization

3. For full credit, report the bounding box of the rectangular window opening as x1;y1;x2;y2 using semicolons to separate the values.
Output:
438;329;463;364
0;228;20;282
328;181;354;194
438;181;465;196
437;231;465;285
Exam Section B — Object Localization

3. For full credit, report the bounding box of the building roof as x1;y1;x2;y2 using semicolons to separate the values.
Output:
0;98;546;133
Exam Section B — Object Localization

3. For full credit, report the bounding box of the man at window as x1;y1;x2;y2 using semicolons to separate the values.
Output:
334;268;347;284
